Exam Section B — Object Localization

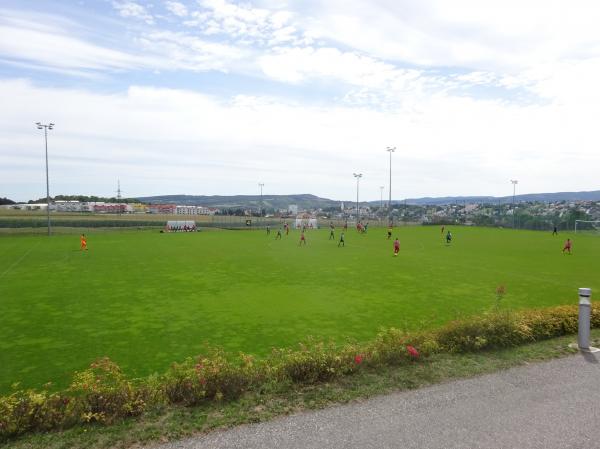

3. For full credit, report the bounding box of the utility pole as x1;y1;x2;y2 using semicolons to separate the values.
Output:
353;173;362;222
36;122;54;236
116;179;123;216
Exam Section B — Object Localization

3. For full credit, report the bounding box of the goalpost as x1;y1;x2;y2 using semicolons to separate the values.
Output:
574;220;600;233
294;217;318;229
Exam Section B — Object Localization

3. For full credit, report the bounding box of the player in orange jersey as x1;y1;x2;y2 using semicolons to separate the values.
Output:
80;234;88;251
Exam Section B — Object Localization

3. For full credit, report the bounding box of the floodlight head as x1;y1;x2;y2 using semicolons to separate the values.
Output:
36;122;41;126
37;125;43;129
386;146;396;152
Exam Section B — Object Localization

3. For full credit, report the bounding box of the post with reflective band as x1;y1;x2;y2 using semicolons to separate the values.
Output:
578;288;592;350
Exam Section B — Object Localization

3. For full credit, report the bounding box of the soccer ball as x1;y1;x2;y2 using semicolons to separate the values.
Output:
394;253;398;256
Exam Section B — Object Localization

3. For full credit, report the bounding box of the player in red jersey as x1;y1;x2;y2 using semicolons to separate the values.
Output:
393;238;400;256
299;231;307;245
562;238;572;254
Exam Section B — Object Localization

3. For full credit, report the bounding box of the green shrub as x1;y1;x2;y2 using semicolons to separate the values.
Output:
163;349;254;406
518;305;578;340
435;311;532;352
272;339;356;384
0;388;71;439
68;357;147;424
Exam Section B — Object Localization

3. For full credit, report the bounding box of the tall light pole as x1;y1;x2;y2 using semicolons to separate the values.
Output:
258;182;264;216
353;173;362;222
510;179;518;229
36;122;54;236
386;146;396;219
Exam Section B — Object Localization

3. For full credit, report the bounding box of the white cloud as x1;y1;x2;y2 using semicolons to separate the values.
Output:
0;8;249;75
136;30;250;72
112;1;154;25
2;78;600;203
165;1;188;17
301;0;600;72
0;19;143;70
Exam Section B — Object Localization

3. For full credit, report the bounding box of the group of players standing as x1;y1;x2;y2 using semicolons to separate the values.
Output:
265;221;574;256
267;221;407;255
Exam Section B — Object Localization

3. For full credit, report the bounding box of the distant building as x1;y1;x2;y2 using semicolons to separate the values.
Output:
147;204;177;214
288;204;298;215
92;203;128;214
132;203;148;214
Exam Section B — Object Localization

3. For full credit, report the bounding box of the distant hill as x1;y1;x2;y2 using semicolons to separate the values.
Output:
136;194;341;210
400;190;600;206
137;190;600;209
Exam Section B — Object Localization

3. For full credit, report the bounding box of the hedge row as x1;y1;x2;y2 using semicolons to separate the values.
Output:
1;305;597;440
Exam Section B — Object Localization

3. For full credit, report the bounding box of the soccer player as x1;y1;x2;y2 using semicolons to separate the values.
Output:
329;227;335;240
387;228;392;240
285;223;289;235
563;238;572;254
275;228;282;240
266;225;271;235
446;231;452;244
299;231;307;245
393;237;400;256
441;225;445;234
80;234;88;251
338;232;345;247
553;225;558;236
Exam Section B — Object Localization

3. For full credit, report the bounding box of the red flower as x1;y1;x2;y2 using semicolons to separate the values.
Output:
406;345;419;358
354;354;363;365
195;363;203;372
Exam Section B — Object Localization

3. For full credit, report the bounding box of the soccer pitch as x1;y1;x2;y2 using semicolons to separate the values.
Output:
0;226;597;392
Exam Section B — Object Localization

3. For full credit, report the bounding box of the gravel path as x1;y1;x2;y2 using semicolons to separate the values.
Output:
156;352;600;449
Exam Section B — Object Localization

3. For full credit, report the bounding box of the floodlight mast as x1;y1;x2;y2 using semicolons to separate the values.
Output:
353;173;362;222
510;179;518;229
36;122;54;236
386;146;396;221
258;183;264;216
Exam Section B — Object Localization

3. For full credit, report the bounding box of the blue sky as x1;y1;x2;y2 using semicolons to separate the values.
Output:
1;0;600;202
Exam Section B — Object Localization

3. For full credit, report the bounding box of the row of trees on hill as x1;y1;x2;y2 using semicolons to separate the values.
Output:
0;197;16;205
27;195;139;204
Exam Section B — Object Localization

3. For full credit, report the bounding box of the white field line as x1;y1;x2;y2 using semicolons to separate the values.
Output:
0;242;39;280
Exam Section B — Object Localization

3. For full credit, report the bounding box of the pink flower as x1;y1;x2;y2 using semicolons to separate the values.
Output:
406;345;419;358
354;354;363;365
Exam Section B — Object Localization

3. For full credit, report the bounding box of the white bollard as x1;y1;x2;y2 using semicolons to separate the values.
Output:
578;288;592;350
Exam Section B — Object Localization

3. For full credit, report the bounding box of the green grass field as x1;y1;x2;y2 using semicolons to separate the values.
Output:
0;226;596;393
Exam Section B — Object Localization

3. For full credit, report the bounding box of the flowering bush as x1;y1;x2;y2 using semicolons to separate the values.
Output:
163;349;257;406
0;388;72;438
68;357;147;424
272;339;357;384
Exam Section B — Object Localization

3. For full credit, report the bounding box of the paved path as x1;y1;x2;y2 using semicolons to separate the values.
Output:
157;352;600;449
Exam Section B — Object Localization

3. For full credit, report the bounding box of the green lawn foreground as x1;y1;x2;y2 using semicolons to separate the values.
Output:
7;330;600;449
0;226;597;392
